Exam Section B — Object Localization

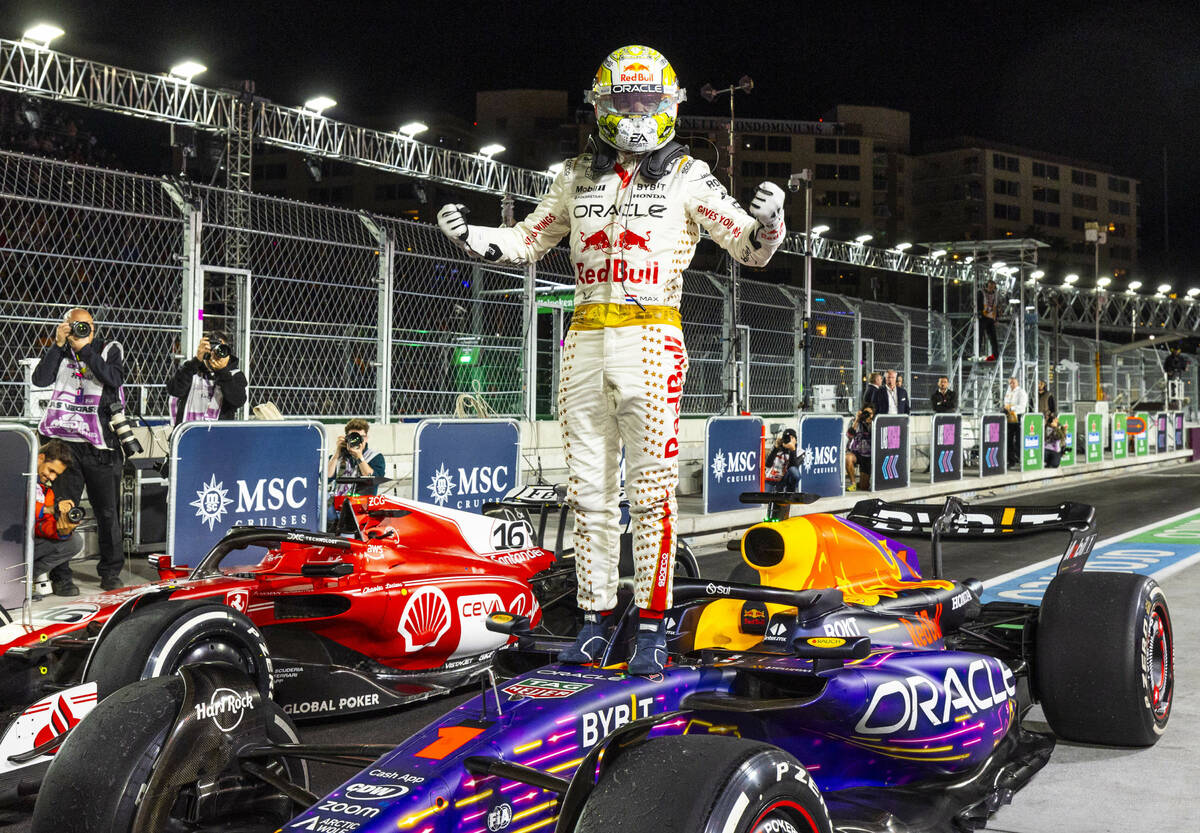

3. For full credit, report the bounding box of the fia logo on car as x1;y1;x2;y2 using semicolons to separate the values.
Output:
487;803;514;831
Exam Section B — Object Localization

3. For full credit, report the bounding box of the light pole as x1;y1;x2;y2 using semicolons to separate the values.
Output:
1085;221;1108;398
701;76;754;412
788;170;815;411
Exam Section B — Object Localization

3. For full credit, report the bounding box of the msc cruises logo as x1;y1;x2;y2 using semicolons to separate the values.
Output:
190;475;234;531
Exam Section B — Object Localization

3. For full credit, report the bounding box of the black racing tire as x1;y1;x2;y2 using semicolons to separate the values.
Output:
31;676;307;833
728;561;760;585
84;600;273;701
1036;571;1174;746
575;735;832;833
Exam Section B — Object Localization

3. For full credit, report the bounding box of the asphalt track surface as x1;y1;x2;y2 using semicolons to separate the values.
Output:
3;461;1198;831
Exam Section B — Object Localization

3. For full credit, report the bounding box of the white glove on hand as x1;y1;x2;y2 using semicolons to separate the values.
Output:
437;203;502;261
749;181;786;245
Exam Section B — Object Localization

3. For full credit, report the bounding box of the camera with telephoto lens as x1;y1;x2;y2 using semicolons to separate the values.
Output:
345;431;364;449
205;340;231;362
69;320;92;339
61;505;86;524
108;404;143;456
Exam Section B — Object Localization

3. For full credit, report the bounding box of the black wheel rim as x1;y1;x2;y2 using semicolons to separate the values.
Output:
1148;601;1173;722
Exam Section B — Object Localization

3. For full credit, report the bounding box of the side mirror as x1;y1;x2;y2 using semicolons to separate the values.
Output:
148;553;189;581
300;561;354;578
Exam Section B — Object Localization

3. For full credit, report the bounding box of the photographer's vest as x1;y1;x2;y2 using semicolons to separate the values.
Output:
331;447;383;497
38;342;121;450
169;374;223;424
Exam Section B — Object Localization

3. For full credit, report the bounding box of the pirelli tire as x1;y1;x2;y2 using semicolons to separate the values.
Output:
84;600;273;701
31;675;306;833
575;735;832;833
1036;571;1174;746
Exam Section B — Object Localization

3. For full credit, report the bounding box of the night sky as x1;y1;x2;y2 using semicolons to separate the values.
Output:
5;0;1199;281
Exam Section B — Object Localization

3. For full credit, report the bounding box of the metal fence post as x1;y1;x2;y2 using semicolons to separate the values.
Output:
162;180;203;362
902;311;912;392
357;214;394;424
849;299;863;406
524;262;537;423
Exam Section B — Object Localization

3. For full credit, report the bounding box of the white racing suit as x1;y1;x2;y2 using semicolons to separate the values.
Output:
457;148;785;611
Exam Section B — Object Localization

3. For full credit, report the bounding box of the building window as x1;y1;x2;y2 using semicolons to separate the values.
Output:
838;139;860;155
1033;209;1061;227
767;135;792;152
817;190;861;208
766;161;792;177
1109;222;1128;238
816;164;859;180
742;135;766;150
993;178;1020;196
1033;161;1060;180
993;152;1019;172
1108;176;1130;193
1033;186;1060;204
1071;193;1098;210
1071;216;1087;231
1108;199;1131;215
838;165;860;180
815;138;838;154
1111;245;1133;260
741;160;767;177
1071;169;1098;187
815;163;838;179
993;203;1020;221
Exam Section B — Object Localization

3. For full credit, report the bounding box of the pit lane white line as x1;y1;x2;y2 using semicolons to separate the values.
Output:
982;505;1200;589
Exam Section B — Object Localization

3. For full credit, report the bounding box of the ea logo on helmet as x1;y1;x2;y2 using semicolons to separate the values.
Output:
487;803;513;831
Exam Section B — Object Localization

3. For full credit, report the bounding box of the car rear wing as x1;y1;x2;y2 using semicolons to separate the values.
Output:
846;496;1098;579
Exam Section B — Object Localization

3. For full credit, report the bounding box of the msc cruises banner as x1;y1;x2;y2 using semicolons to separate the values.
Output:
872;415;909;491
931;414;962;483
980;414;1006;477
1021;413;1044;472
169;421;326;568
798;415;845;498
0;425;37;610
704;416;763;513
1059;413;1076;467
1085;413;1104;464
414;419;520;513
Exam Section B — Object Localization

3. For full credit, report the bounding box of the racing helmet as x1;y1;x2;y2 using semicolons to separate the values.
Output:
586;45;686;153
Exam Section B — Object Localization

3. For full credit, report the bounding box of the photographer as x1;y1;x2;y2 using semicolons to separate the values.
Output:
326;419;387;515
765;428;802;521
32;308;129;590
845;405;875;491
32;439;84;597
166;330;248;425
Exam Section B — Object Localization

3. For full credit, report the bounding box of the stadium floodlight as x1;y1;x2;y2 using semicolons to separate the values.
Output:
303;96;337;115
479;143;505;158
810;225;830;236
990;261;1007;270
964;256;974;264
853;234;873;245
398;121;428;138
1187;287;1200;298
930;249;947;259
22;23;64;48
1030;270;1045;280
1127;280;1142;290
893;242;912;252
547;162;564;175
1064;273;1079;284
168;61;207;83
1097;277;1112;288
1157;283;1172;294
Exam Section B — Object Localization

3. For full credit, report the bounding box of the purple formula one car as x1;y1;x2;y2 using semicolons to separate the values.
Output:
31;496;1174;833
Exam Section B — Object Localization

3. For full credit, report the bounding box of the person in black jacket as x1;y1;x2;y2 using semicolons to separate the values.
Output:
166;330;248;425
872;370;910;415
931;376;957;413
32;308;127;590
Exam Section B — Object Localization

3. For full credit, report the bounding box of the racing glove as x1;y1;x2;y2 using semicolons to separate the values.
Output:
437;204;501;261
749;182;786;246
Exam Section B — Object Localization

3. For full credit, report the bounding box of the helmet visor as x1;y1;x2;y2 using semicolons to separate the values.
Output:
594;89;675;116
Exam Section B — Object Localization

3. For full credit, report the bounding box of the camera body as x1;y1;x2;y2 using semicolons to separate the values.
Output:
108;403;144;457
61;505;86;524
69;320;92;339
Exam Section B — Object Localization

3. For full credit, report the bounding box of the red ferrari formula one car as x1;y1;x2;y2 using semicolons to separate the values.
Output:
0;494;557;804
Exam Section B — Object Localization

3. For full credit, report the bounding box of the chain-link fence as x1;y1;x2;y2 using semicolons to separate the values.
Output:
1;148;1192;424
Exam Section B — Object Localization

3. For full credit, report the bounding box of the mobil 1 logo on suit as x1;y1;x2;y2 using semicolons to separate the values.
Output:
414;419;521;513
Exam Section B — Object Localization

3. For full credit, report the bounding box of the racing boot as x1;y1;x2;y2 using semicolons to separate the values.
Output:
627;614;668;676
558;611;613;664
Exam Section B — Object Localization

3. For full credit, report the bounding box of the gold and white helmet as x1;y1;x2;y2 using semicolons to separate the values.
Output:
585;45;686;153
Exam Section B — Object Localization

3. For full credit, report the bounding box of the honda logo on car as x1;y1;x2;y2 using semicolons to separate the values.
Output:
344;782;409;801
581;696;655;746
854;658;1017;735
194;687;255;732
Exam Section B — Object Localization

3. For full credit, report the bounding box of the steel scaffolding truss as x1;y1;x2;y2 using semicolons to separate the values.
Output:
1035;285;1200;334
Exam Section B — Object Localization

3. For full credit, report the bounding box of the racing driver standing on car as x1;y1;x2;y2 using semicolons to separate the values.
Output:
437;46;786;675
